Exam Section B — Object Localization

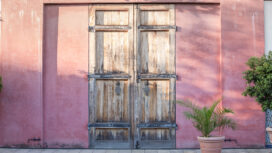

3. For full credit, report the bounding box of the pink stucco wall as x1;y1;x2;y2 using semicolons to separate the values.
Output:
175;1;265;148
43;5;89;148
0;0;265;149
0;0;43;148
221;0;265;148
175;4;221;148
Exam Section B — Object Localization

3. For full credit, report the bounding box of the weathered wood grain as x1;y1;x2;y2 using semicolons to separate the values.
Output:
89;4;176;149
135;4;176;148
89;4;134;148
96;11;129;25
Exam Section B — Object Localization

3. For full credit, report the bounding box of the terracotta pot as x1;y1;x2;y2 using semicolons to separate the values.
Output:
197;136;225;153
266;127;272;143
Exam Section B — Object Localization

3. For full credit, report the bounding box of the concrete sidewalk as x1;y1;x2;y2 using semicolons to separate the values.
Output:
0;149;272;153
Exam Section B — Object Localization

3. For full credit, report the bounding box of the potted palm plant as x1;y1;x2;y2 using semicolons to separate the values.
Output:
178;100;236;153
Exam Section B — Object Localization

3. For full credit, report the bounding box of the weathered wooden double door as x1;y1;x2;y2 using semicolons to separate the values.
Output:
88;4;176;149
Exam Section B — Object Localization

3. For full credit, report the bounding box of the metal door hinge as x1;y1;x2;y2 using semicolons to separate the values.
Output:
89;26;94;32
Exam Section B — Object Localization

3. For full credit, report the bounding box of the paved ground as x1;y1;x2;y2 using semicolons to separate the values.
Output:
0;149;272;153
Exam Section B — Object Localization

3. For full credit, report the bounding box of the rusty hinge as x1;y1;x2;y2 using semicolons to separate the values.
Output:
88;26;94;32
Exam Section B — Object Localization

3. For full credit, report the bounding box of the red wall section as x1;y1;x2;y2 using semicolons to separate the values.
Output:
221;0;265;148
0;0;43;147
43;5;89;148
176;4;221;148
176;0;265;148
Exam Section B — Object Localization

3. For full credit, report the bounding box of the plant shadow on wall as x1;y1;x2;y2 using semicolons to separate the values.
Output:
175;2;265;149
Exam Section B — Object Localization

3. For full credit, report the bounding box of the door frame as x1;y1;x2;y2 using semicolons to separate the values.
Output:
87;3;177;149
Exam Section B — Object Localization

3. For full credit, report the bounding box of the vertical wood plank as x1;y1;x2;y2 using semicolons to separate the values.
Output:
89;5;96;74
128;4;134;148
169;5;176;148
89;4;96;148
134;4;140;148
169;4;176;74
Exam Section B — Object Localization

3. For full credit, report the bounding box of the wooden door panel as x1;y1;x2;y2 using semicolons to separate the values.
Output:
140;31;170;74
137;5;175;75
135;4;176;149
95;80;129;122
139;80;170;123
89;4;133;74
140;128;170;140
96;11;129;26
140;11;170;25
95;32;129;74
89;4;133;149
89;4;176;149
95;128;129;141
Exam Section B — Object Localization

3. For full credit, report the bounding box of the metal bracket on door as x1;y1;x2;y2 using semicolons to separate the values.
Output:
88;123;130;130
137;74;177;80
136;123;178;129
137;74;178;83
88;74;131;80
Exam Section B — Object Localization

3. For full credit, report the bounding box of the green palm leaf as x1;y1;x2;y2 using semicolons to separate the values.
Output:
177;99;236;137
